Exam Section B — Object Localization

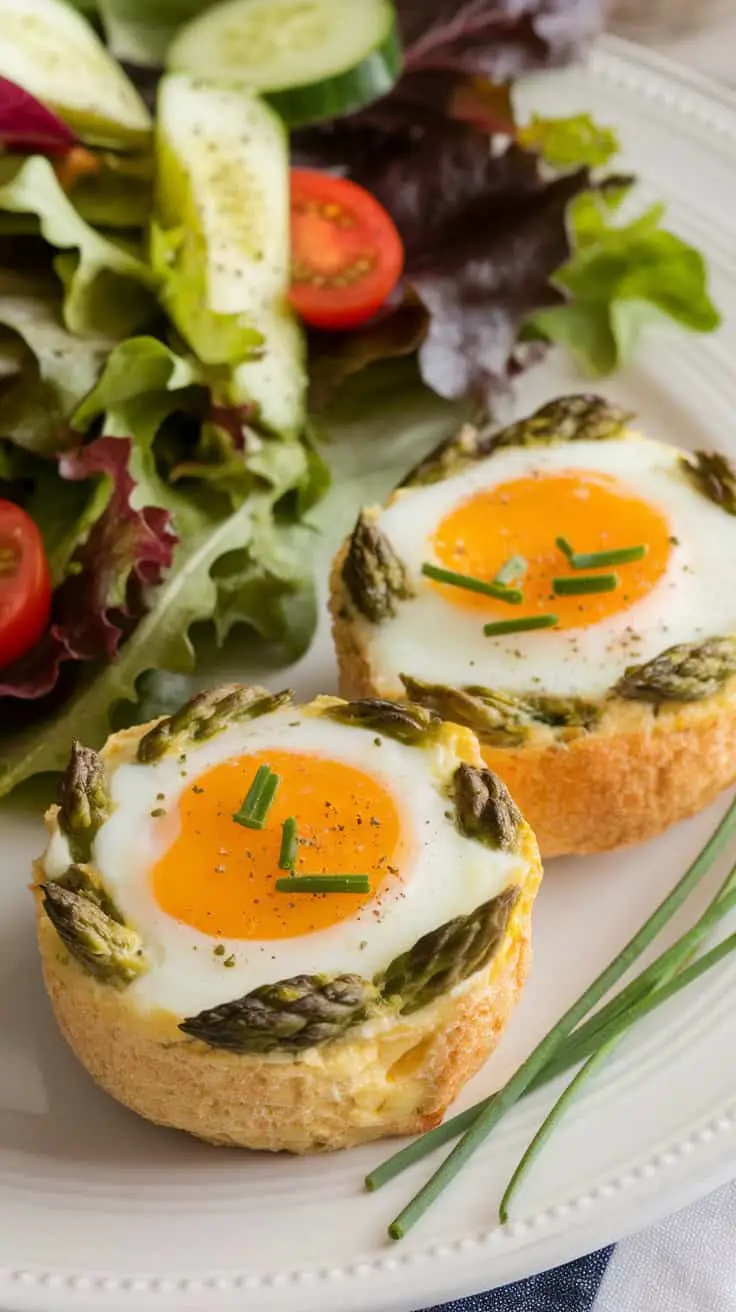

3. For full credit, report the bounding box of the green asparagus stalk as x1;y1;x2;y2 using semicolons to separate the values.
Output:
137;684;292;762
41;882;146;988
57;742;112;863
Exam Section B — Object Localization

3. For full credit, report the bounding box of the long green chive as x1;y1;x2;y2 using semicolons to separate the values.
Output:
568;544;647;570
553;573;617;596
498;928;736;1220
494;555;527;587
384;795;736;1237
278;817;298;871
422;562;522;605
233;764;279;830
498;869;736;1222
484;614;557;637
366;868;736;1194
275;875;370;894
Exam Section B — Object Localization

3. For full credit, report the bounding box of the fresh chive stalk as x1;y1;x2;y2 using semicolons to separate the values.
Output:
498;865;736;1220
422;562;522;605
553;573;618;596
555;536;647;569
499;1040;618;1223
366;868;736;1194
484;614;558;637
278;817;298;871
233;764;279;830
275;875;371;894
498;927;736;1219
382;795;736;1236
494;555;528;587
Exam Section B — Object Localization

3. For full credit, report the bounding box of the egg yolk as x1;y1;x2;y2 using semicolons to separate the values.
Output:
150;749;409;940
432;470;672;630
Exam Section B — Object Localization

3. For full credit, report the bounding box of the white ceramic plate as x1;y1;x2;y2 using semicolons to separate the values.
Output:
2;35;736;1312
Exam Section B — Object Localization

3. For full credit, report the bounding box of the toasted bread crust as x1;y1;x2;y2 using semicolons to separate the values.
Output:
34;713;542;1153
36;874;537;1152
330;546;736;858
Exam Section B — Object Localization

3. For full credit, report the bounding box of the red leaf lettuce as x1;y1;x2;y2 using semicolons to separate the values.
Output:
0;436;177;699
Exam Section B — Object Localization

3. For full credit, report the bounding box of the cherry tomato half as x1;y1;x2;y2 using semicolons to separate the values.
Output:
0;499;51;670
289;169;404;331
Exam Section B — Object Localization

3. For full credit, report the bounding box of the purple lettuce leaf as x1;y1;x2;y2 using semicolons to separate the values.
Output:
0;436;177;699
0;75;77;156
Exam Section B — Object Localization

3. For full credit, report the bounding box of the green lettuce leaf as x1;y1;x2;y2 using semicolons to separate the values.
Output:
518;113;619;169
526;187;721;376
0;268;115;453
0;155;157;336
0;479;305;794
97;0;215;67
27;461;112;587
0;361;460;794
73;334;204;429
68;149;153;229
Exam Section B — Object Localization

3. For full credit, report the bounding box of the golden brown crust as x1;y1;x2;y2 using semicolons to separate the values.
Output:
35;708;542;1153
480;707;736;856
35;869;538;1152
329;551;736;857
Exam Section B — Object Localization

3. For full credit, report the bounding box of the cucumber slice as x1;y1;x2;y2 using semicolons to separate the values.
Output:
154;74;306;437
227;306;306;440
0;0;152;149
167;0;401;127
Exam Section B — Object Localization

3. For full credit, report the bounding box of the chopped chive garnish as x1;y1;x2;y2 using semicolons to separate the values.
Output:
493;555;527;587
381;794;736;1238
483;614;557;637
275;875;370;894
553;573;617;596
422;562;522;605
555;536;648;570
278;817;298;871
233;764;279;830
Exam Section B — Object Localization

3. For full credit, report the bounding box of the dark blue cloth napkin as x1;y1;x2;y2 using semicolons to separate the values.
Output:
423;1247;614;1312
419;1180;736;1312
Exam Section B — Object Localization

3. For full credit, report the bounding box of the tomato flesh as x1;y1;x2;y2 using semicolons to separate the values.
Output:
289;169;404;330
0;500;51;669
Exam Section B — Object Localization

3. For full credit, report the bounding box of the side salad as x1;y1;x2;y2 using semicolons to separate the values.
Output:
0;0;719;799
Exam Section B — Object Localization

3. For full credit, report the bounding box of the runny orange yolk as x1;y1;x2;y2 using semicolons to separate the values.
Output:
432;470;672;630
151;749;409;941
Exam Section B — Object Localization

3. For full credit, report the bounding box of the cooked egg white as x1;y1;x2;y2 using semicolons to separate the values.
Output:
43;706;524;1018
363;435;736;700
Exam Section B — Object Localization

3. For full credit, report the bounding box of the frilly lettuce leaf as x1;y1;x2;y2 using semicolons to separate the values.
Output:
73;334;204;429
526;186;721;376
67;148;153;229
396;0;601;81
0;268;115;453
0;486;269;790
518;113;619;169
0;324;329;790
0;435;176;701
0;74;77;154
0;154;157;336
26;460;112;587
